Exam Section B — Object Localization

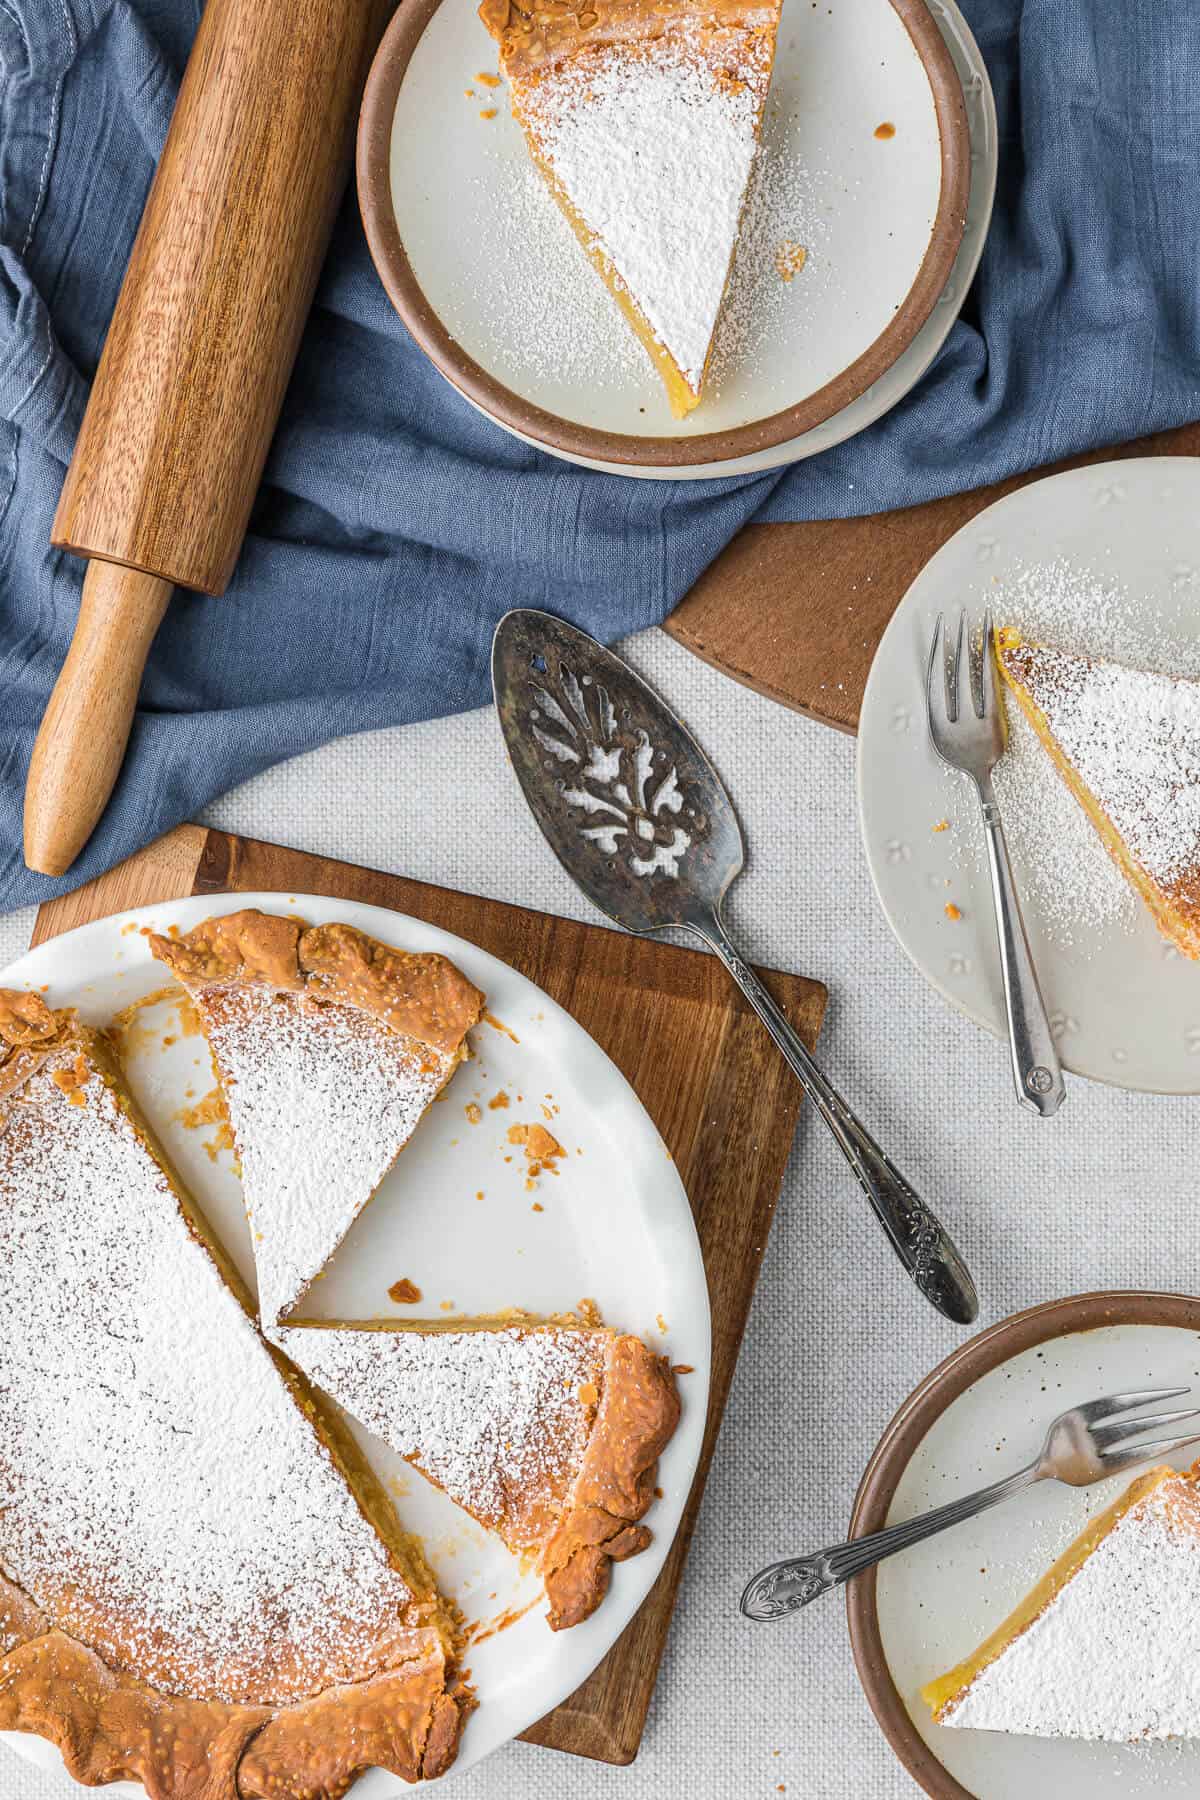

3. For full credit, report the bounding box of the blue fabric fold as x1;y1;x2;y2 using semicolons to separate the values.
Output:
2;0;1198;911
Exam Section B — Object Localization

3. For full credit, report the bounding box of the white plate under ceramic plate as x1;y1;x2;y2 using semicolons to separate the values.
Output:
384;0;995;478
858;456;1200;1095
858;1297;1200;1799
0;892;710;1795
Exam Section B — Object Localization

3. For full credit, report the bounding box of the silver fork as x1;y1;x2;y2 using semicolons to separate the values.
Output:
741;1387;1200;1618
927;611;1065;1117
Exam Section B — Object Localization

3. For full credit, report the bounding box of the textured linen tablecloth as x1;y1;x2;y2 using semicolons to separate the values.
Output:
2;630;1196;1800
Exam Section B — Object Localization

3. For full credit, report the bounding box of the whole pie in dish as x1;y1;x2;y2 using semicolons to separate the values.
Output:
0;990;471;1798
277;1312;681;1630
150;910;485;1330
479;0;783;416
923;1460;1200;1739
996;629;1200;957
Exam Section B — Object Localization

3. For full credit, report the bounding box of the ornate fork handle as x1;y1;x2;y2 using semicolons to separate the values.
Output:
977;780;1066;1116
740;1465;1037;1620
695;909;978;1326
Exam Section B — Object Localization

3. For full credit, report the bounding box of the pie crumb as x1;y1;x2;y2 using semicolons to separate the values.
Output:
388;1278;422;1304
507;1123;564;1170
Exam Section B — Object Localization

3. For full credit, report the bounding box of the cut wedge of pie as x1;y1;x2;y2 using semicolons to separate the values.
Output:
479;0;782;416
276;1313;681;1630
152;907;681;1634
150;911;484;1330
923;1461;1200;1740
0;989;471;1797
996;629;1200;957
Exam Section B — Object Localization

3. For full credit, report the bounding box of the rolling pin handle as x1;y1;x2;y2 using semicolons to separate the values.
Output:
23;559;173;878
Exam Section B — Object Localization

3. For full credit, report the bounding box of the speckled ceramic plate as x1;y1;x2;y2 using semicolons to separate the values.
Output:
359;0;993;476
857;457;1200;1095
848;1292;1200;1800
0;893;709;1794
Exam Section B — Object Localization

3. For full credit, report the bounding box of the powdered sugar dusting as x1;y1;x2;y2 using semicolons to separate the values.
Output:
943;1479;1200;1740
459;42;832;403
949;560;1200;952
523;29;769;386
707;88;835;385
200;986;454;1328
1006;643;1200;887
0;1057;419;1705
280;1325;608;1546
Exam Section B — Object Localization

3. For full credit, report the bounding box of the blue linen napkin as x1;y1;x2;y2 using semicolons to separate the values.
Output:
2;0;1198;913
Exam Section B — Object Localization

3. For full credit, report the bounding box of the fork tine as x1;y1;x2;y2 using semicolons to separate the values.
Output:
1098;1429;1200;1476
926;613;946;728
1071;1386;1191;1426
977;610;996;718
964;611;986;720
951;609;967;724
1092;1404;1200;1450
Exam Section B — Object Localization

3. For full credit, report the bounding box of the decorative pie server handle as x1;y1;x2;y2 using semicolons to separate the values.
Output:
740;1466;1037;1618
695;910;978;1326
24;559;173;877
978;783;1066;1117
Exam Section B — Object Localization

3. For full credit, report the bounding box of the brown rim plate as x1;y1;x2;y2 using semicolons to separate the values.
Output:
357;0;971;469
846;1290;1200;1799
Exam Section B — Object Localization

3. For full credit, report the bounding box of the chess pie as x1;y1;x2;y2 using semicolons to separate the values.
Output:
479;0;783;415
277;1312;681;1630
0;990;471;1798
996;630;1200;957
924;1461;1200;1740
150;910;485;1328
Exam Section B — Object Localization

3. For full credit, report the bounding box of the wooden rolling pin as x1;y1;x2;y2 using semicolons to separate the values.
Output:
24;0;392;878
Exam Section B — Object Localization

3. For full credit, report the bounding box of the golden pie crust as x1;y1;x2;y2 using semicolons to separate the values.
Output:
150;910;485;1055
540;1329;681;1628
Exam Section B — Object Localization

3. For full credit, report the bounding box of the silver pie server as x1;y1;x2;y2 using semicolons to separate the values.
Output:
491;610;978;1326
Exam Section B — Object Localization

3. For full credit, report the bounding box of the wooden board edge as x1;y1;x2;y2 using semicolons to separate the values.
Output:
31;825;210;946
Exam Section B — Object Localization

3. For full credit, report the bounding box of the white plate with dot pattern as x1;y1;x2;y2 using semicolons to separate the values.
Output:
857;456;1200;1094
0;892;709;1794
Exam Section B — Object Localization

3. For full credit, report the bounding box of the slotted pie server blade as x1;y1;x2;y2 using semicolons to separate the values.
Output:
491;610;978;1326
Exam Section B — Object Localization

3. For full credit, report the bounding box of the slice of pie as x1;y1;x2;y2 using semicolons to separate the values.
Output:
996;629;1200;956
150;911;484;1330
923;1461;1200;1740
479;0;782;416
0;989;471;1796
276;1313;681;1630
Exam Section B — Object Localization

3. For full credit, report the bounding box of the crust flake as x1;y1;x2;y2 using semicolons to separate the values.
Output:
150;912;484;1054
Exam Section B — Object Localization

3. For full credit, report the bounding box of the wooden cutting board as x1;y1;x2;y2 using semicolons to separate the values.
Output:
665;419;1200;733
32;823;827;1769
